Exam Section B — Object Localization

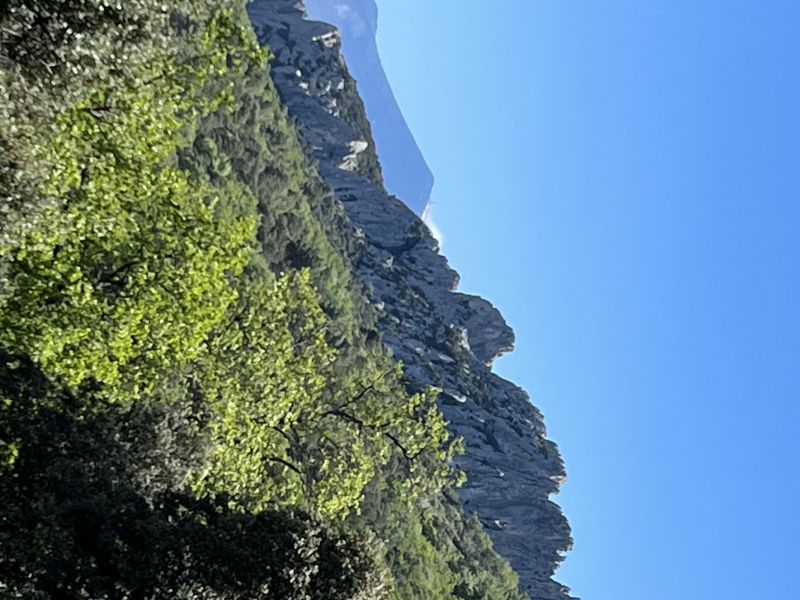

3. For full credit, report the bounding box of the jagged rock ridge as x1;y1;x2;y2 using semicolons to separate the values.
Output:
246;2;575;598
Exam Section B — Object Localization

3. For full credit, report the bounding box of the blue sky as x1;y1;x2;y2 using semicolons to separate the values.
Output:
373;2;800;599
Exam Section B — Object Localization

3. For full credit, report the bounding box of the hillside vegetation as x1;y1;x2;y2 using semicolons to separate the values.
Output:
0;1;526;598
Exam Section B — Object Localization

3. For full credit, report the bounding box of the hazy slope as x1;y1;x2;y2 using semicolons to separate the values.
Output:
303;0;434;215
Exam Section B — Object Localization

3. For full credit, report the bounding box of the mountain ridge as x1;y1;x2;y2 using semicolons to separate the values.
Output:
246;2;576;597
303;0;434;215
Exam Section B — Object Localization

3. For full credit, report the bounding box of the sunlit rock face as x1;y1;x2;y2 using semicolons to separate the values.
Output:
246;1;575;598
303;0;434;215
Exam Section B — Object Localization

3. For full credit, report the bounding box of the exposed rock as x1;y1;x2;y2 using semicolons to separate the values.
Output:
339;138;369;171
246;2;576;598
304;0;434;214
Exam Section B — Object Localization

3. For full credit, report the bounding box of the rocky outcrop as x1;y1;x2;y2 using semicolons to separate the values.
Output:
303;0;434;215
246;2;575;598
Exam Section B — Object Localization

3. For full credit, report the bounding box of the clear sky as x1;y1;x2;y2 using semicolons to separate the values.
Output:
373;2;800;599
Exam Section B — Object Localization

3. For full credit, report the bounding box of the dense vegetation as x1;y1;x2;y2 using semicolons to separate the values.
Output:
0;1;527;598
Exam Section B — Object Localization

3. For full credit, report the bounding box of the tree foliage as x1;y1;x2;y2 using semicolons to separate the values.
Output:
186;269;456;520
0;352;387;600
0;0;527;598
0;3;265;402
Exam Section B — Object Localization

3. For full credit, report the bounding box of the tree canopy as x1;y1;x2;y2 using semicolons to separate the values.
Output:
0;1;527;598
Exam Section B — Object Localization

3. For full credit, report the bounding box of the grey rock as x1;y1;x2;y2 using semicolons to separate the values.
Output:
246;2;576;598
303;0;434;214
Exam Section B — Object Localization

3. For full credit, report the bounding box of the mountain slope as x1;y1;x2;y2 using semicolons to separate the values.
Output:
246;2;575;598
0;1;574;597
301;0;434;215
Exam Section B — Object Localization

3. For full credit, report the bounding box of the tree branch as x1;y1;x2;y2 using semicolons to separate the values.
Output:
322;408;422;465
263;455;302;477
332;368;394;413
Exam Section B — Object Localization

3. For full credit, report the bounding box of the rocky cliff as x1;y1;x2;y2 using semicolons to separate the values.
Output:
246;2;575;598
303;0;434;215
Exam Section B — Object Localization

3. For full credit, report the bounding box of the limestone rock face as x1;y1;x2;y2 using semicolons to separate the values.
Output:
246;2;576;598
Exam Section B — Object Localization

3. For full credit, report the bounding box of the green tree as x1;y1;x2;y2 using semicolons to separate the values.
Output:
0;352;387;600
0;5;266;404
0;1;528;597
191;270;458;520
